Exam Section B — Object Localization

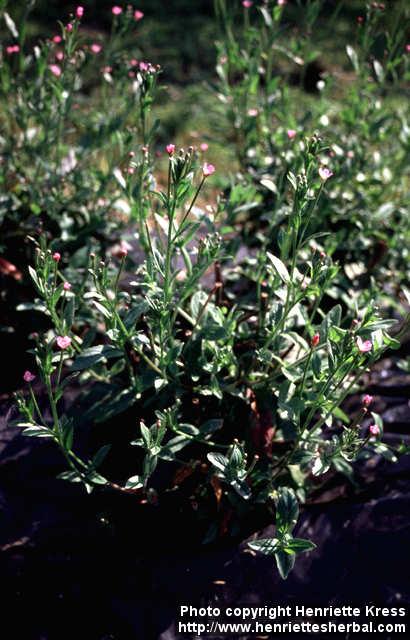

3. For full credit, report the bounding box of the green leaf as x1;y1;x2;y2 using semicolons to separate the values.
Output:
207;452;229;472
28;266;43;294
231;478;251;500
71;344;123;371
64;296;75;330
275;549;296;580
58;471;82;483
140;423;151;449
4;12;19;37
125;475;143;489
92;444;111;469
190;291;208;322
373;442;397;463
346;45;359;72
200;419;223;435
284;537;316;553
123;300;149;330
93;300;111;319
22;426;53;438
275;487;299;534
248;537;280;555
267;252;290;284
62;421;74;450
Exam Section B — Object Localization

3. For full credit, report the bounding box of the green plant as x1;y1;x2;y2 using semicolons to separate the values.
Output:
15;146;408;577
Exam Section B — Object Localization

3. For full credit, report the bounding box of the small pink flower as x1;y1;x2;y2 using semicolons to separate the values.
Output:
203;163;216;177
127;167;135;175
53;35;62;44
49;64;62;77
90;43;102;54
362;394;373;407
63;282;72;291
52;252;61;262
130;58;138;66
278;0;287;5
112;6;122;15
134;9;144;21
76;6;84;18
311;333;320;348
369;424;380;437
319;166;333;181
66;23;73;32
166;144;175;155
287;129;296;139
242;1;253;7
23;370;36;383
356;337;372;353
406;44;410;53
200;142;209;152
6;45;20;54
56;335;72;350
56;52;64;61
247;108;258;117
114;240;131;258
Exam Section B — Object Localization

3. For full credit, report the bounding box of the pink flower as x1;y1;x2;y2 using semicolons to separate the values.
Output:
166;144;175;155
66;23;73;32
134;10;144;21
56;335;72;350
76;6;84;18
52;252;61;262
112;6;122;15
114;240;132;258
247;108;258;117
356;337;372;353
319;166;333;181
311;333;320;348
53;35;62;44
242;1;253;7
56;52;64;61
49;64;62;77
203;163;216;177
362;394;373;407
23;370;36;383
6;45;20;54
63;282;72;291
369;424;380;437
90;43;102;54
127;167;134;175
406;44;410;53
287;129;297;139
200;142;209;152
278;0;287;5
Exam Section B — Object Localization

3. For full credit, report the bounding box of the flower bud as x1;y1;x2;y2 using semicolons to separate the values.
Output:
311;333;320;348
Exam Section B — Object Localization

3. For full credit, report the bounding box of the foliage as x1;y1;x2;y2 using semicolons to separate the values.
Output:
1;1;409;580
